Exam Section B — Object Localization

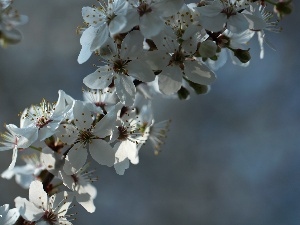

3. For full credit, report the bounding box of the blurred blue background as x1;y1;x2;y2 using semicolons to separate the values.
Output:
0;1;300;224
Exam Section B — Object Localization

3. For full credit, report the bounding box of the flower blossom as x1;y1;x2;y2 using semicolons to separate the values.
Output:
78;0;129;64
0;124;37;171
83;31;155;106
0;0;28;47
0;204;19;225
1;154;45;189
15;180;74;225
58;101;120;172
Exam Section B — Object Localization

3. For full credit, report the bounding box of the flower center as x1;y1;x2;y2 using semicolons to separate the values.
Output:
43;210;57;225
137;3;152;17
36;116;53;128
170;50;185;69
221;6;237;18
117;126;128;141
78;130;94;145
113;59;128;75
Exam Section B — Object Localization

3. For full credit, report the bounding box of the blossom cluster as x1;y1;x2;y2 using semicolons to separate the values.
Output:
0;0;292;224
0;0;27;47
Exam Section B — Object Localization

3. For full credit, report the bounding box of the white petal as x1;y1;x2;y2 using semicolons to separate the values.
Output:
78;44;93;64
158;66;182;95
7;124;37;148
201;14;226;32
196;2;223;16
65;143;88;174
6;147;18;171
127;60;155;82
29;181;48;208
51;191;74;216
140;12;164;38
114;157;130;175
181;24;199;54
78;26;98;64
115;75;136;106
227;14;248;33
14;197;43;222
89;139;115;167
116;141;139;165
75;184;97;213
243;13;266;30
82;7;105;25
1;168;15;179
184;60;216;85
41;146;63;176
109;15;127;35
58;170;74;191
120;30;144;59
205;49;227;71
153;0;184;17
73;101;93;130
58;124;78;145
3;207;19;225
83;66;114;90
93;114;115;138
119;9;139;33
0;204;9;218
90;24;109;51
143;50;170;70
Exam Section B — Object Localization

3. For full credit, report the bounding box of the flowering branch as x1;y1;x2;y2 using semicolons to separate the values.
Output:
0;0;293;224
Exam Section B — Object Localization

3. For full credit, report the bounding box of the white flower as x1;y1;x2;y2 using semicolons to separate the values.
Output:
78;0;129;64
83;87;119;114
0;0;28;47
196;0;250;33
20;90;74;141
137;102;170;154
40;146;65;176
223;29;255;66
15;180;74;225
202;48;228;71
59;101;120;172
113;107;150;175
154;32;216;95
59;162;97;213
83;31;155;106
122;0;184;38
0;204;19;225
245;4;279;59
0;124;37;171
1;154;44;189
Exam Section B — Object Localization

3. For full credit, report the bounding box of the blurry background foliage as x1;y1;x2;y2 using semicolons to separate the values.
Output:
0;1;300;225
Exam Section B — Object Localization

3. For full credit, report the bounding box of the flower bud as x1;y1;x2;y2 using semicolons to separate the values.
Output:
189;82;210;95
233;48;251;64
217;35;230;48
198;40;217;58
177;87;190;100
274;0;292;18
0;30;22;47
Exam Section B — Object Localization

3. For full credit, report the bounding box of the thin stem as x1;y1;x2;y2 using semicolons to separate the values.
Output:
29;145;42;152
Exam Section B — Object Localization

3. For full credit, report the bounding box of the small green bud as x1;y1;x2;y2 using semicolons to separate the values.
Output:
233;48;251;63
198;40;217;58
177;86;190;100
186;79;210;95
